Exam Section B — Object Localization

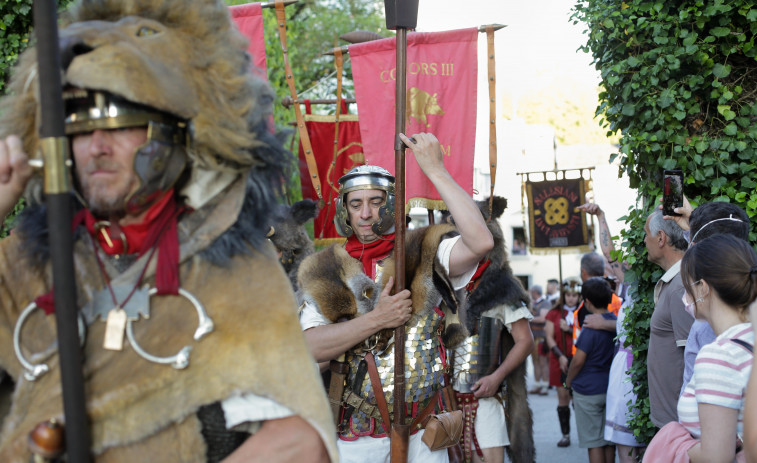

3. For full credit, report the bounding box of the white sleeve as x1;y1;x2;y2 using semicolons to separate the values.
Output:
299;299;331;331
221;393;295;431
437;235;477;290
482;303;533;332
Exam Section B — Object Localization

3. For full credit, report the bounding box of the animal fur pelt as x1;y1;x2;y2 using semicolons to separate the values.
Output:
267;199;319;291
465;196;531;332
298;224;459;349
501;324;535;463
298;244;378;325
467;196;535;463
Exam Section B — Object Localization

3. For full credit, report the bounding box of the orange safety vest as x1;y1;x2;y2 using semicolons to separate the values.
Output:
572;293;621;355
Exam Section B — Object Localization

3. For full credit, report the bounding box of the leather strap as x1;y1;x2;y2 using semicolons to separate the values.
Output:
410;390;439;430
327;354;348;425
486;25;497;217
365;352;392;434
274;1;322;200
441;381;459;412
456;391;483;460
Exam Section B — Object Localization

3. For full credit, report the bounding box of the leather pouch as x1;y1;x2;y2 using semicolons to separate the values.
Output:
421;410;463;451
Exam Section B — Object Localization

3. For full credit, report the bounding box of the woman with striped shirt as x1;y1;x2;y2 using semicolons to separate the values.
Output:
677;234;755;463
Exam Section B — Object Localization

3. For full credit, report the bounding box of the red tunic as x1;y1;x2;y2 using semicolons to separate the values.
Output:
546;307;574;387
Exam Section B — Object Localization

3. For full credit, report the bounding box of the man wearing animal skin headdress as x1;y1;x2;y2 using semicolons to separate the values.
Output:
0;0;336;461
445;196;535;463
297;132;494;463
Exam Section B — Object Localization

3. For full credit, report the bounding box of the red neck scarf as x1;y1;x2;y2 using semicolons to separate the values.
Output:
345;233;395;278
465;259;491;292
82;191;176;256
78;190;186;295
36;191;187;314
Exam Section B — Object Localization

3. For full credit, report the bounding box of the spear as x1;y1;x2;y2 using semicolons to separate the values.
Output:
33;0;91;460
383;1;418;461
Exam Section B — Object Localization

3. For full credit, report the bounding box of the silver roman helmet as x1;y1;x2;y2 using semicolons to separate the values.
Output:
334;165;396;237
64;88;189;214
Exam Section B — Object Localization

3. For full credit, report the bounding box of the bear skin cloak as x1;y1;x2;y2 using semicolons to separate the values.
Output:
0;176;337;462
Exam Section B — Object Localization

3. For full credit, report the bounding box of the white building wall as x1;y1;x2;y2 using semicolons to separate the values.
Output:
470;120;637;291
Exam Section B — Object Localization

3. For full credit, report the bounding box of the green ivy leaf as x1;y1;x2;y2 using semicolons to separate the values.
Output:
710;26;731;37
712;63;732;78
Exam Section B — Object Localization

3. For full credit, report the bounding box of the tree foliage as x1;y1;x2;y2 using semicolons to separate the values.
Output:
228;0;386;201
251;0;387;128
573;0;757;444
0;0;33;94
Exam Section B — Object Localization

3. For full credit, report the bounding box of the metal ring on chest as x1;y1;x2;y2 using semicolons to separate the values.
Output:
126;287;214;369
13;302;87;382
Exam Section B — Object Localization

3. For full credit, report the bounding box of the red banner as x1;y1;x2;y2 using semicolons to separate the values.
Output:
229;3;267;79
298;106;365;244
349;28;477;210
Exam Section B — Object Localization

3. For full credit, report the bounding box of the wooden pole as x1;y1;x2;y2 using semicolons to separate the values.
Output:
383;1;418;460
390;25;410;463
33;0;91;460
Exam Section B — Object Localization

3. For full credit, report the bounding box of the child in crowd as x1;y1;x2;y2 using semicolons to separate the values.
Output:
565;277;617;463
545;277;581;447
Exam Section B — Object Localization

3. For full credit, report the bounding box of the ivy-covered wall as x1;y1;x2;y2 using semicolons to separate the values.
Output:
573;0;757;444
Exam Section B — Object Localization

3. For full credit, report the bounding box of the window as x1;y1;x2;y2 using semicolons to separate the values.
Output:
512;227;527;255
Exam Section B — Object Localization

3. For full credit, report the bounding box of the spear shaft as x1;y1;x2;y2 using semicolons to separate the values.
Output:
33;0;91;460
390;24;409;462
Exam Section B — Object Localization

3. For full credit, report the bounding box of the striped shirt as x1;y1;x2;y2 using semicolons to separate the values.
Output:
677;322;753;439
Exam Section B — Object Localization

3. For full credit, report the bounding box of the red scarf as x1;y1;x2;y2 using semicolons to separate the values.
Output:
36;191;188;314
344;233;395;278
82;191;176;256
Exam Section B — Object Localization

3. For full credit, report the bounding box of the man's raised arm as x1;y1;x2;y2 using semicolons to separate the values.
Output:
400;132;493;277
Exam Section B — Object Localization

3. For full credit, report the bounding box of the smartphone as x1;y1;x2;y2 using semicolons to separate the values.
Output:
663;169;684;216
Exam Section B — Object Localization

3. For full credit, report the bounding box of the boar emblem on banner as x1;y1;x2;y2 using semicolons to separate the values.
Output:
406;87;444;127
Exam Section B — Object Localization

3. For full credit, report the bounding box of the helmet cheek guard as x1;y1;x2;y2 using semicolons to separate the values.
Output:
333;195;354;238
125;121;189;214
372;193;395;235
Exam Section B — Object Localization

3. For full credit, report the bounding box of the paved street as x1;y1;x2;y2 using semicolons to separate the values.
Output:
519;385;586;462
513;359;587;463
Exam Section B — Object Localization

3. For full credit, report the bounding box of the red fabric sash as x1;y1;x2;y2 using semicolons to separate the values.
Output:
344;233;395;278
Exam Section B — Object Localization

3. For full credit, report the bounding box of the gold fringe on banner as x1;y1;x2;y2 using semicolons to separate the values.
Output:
528;245;593;256
520;168;595;254
304;114;360;123
406;197;448;212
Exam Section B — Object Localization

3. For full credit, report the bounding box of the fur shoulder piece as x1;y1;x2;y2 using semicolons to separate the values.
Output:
298;245;378;323
298;224;459;329
267;199;319;290
465;196;530;331
379;224;459;317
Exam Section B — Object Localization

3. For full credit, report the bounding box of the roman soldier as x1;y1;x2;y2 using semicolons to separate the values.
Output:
0;0;336;460
297;135;494;463
446;196;535;463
